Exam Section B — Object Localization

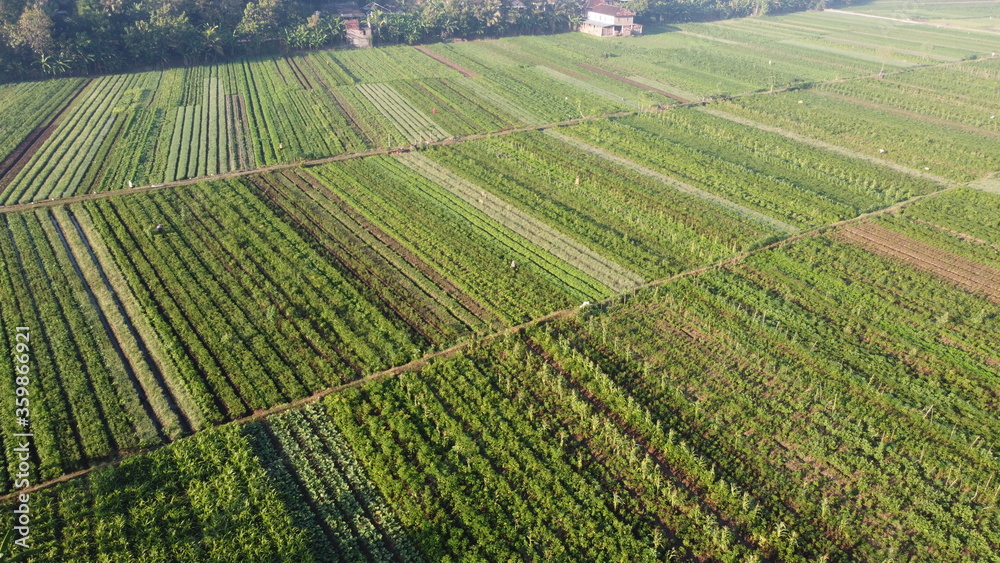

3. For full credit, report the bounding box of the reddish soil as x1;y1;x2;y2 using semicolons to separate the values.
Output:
413;45;479;78
577;64;690;103
0;79;90;191
834;222;1000;302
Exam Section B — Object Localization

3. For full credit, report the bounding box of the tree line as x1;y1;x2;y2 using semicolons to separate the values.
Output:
0;0;832;83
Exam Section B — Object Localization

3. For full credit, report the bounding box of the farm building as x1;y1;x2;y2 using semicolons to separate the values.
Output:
580;3;642;37
344;19;372;48
327;2;372;47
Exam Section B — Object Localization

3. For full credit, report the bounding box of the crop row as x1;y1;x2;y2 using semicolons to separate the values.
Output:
398;151;643;292
356;83;448;144
309;157;607;323
79;180;417;424
251;169;493;347
0;211;166;490
835;221;1000;298
4;211;997;559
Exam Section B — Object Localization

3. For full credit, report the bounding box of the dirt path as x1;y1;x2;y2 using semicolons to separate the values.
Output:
413;45;478;78
577;64;690;103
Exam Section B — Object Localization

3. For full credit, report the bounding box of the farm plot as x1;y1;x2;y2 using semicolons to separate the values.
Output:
417;132;781;279
720;87;1000;183
327;45;459;83
834;221;1000;301
0;422;370;561
309;157;613;323
0;78;86;189
381;78;523;136
559;110;940;229
321;336;757;561
163;76;232;182
356;83;448;143
0;210;174;491
398;151;644;293
226;59;365;164
897;187;1000;248
543;234;1000;561
1;74;148;204
685;18;961;65
748;10;1000;56
814;78;1000;139
250;168;498;346
78;179;418;425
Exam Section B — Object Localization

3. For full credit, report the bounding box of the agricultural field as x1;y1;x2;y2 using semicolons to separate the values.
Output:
0;178;444;490
0;50;528;205
1;1;1000;560
0;419;414;562
558;109;944;227
719;57;1000;183
250;168;498;346
307;157;615;323
425;9;1000;106
416;130;786;277
843;0;1000;30
0;79;86;189
7;211;999;559
2;9;999;206
0;209;173;487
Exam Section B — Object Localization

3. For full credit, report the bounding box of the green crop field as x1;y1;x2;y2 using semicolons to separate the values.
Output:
1;1;999;560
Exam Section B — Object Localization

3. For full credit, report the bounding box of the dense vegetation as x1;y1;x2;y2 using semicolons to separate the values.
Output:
1;3;999;560
6;225;999;560
0;0;840;83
